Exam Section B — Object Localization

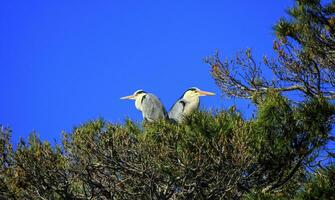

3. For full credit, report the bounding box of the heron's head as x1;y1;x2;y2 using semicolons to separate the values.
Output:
182;87;215;100
120;90;147;100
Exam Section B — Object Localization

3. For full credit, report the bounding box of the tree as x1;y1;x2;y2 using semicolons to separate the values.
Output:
206;0;335;100
0;91;333;199
203;0;335;198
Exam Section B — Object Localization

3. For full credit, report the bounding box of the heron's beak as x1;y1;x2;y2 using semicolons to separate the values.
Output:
120;95;136;100
198;90;215;96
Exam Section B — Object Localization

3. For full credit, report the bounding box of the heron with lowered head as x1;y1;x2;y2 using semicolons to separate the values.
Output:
120;90;168;122
168;87;215;123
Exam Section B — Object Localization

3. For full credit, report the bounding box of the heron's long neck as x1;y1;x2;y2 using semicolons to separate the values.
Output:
183;96;200;115
135;94;146;111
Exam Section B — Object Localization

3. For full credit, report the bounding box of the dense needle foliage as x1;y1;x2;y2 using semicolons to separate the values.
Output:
0;92;334;199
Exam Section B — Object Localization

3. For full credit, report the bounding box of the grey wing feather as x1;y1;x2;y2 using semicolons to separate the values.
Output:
168;100;185;123
141;94;167;122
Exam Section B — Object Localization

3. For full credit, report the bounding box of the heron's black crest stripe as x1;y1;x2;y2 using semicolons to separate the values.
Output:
180;87;198;98
135;90;145;95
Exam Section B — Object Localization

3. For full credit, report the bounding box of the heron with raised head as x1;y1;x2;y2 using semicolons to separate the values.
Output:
168;87;215;123
121;90;167;122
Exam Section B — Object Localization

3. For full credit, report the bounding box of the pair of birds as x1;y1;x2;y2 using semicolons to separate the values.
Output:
121;87;215;123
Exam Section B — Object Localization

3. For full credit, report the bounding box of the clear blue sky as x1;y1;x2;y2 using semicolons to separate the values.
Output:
1;1;292;143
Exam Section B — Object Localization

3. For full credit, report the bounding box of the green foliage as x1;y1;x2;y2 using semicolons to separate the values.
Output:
0;126;15;199
294;165;335;200
250;92;300;187
274;0;335;99
0;92;333;199
13;134;71;199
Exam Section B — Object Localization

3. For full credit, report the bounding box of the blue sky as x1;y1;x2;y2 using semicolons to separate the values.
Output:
1;1;292;143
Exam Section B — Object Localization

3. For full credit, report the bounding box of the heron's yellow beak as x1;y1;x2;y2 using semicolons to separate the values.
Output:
120;95;136;100
197;90;215;96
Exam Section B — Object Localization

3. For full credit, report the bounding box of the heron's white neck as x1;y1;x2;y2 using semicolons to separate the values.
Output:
182;95;200;115
135;93;146;111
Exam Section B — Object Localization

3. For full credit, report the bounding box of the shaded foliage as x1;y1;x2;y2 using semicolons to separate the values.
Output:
295;166;335;200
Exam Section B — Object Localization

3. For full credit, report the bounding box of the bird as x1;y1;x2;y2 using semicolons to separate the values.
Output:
120;90;168;122
168;87;215;123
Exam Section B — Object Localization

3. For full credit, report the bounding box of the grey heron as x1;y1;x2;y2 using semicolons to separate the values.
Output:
168;87;215;122
121;90;168;122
